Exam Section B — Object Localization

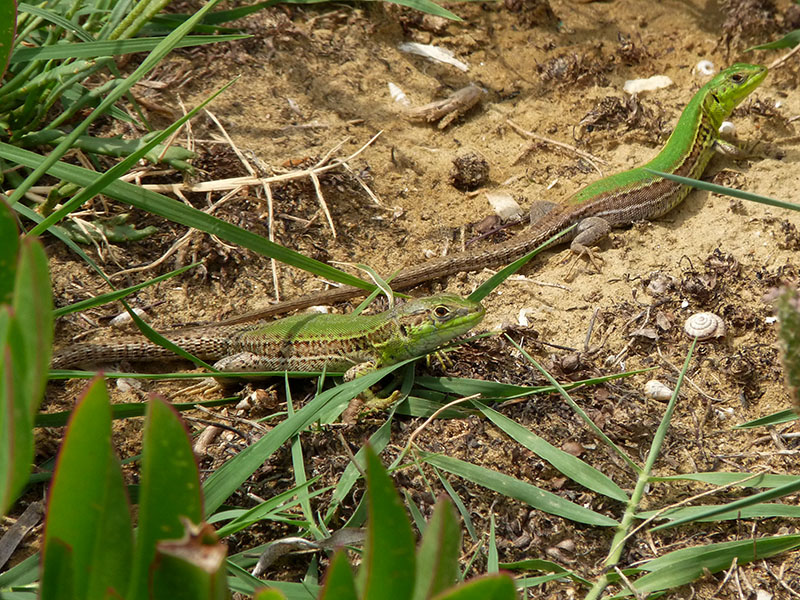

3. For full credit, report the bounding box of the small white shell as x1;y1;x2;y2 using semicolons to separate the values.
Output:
644;379;673;401
684;312;726;340
718;121;736;137
694;60;716;77
110;308;147;327
397;42;469;72
388;82;410;106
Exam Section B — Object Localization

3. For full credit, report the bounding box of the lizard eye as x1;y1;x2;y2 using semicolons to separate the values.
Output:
731;72;745;83
433;305;451;319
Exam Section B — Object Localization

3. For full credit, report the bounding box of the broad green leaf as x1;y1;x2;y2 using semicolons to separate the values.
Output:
419;452;618;527
431;574;518;600
150;522;228;600
629;535;800;594
360;447;416;600
41;378;133;600
128;397;203;600
0;309;31;516
39;539;74;600
475;402;628;502
412;498;460;600
319;550;358;600
255;589;289;600
12;237;52;413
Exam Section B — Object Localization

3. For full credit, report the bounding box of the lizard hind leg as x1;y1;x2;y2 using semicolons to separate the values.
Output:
564;216;611;280
341;361;404;423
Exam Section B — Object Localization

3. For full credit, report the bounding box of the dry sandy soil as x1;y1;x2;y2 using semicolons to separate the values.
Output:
27;0;800;596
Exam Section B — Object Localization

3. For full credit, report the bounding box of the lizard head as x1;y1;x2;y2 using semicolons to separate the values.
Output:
703;63;767;124
383;294;485;361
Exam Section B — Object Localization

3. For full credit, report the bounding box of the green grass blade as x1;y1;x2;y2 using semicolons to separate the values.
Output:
645;168;800;213
16;3;94;42
651;477;800;531
35;396;238;427
419;452;618;527
468;225;575;303
1;142;374;290
734;409;798;428
639;502;800;522
202;360;414;515
7;0;225;207
53;262;200;317
506;335;640;472
628;535;800;594
652;472;800;488
0;0;15;82
10;34;249;63
474;402;628;502
748;29;800;50
323;417;393;524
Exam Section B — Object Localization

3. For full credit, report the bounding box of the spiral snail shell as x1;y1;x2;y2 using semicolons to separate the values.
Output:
683;312;726;340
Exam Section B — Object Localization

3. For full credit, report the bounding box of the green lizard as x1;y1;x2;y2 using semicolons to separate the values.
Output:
218;63;768;324
52;295;485;405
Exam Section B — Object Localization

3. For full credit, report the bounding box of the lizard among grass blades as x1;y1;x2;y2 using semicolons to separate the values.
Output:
219;63;768;324
52;294;486;407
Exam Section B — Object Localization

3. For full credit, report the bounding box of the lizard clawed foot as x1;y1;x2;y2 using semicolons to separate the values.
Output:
169;378;224;400
564;244;605;281
342;390;402;424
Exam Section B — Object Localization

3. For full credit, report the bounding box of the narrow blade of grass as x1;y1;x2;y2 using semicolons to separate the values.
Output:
418;452;619;527
474;401;628;502
644;168;800;213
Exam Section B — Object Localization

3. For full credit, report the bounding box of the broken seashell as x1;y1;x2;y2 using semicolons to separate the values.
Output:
623;75;673;95
486;191;522;221
684;312;726;340
644;379;673;401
